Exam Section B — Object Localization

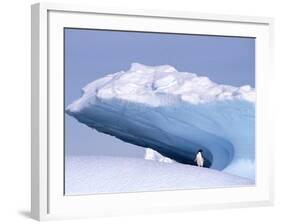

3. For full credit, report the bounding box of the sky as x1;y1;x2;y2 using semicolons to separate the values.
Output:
64;28;255;157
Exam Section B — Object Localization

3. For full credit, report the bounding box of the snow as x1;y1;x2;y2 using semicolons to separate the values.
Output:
65;156;254;195
223;159;255;179
145;148;174;163
81;63;255;106
66;63;255;180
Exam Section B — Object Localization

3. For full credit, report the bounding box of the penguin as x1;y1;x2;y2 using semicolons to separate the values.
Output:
194;149;204;167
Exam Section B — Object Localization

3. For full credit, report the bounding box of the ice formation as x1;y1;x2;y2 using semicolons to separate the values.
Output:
66;63;255;180
145;148;174;163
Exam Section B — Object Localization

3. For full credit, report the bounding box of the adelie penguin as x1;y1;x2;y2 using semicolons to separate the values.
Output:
194;149;204;167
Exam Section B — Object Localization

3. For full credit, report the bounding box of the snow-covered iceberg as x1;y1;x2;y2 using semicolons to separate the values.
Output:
66;63;255;180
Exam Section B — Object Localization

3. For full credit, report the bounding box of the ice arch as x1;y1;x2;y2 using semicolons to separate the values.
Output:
66;63;255;179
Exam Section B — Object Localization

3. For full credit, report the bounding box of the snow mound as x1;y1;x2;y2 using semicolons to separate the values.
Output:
65;156;254;195
66;63;255;179
145;148;174;163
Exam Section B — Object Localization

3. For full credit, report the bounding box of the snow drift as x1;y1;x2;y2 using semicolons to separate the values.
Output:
66;63;255;180
145;148;175;163
65;156;254;195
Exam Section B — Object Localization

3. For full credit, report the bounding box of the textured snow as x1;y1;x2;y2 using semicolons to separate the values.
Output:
145;148;174;163
65;156;254;195
69;63;255;111
66;63;255;180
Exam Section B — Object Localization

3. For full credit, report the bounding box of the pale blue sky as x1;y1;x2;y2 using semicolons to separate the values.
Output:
64;28;255;156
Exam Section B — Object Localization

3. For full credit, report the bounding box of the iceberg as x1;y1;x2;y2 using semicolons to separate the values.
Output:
66;63;255;180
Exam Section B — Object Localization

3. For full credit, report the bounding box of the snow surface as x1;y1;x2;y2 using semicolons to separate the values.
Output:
145;148;174;163
65;156;254;195
66;63;255;180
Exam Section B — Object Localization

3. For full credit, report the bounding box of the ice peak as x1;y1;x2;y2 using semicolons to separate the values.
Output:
130;63;177;73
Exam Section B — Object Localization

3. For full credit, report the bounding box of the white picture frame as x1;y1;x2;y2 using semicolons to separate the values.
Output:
31;2;274;221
